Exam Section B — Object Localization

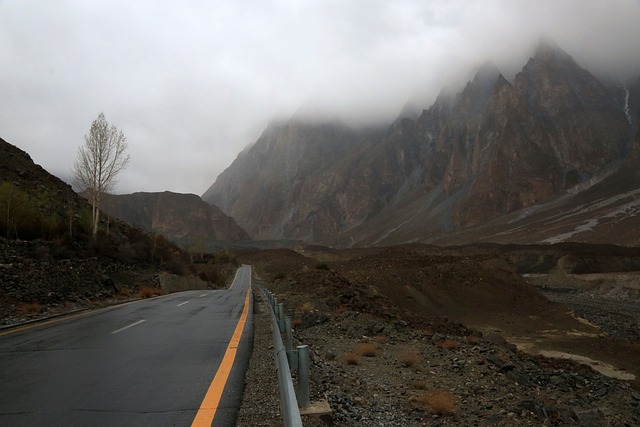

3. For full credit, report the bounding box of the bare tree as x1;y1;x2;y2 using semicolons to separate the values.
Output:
73;112;130;236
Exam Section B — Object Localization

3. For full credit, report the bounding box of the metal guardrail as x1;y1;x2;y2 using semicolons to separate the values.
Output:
258;285;305;427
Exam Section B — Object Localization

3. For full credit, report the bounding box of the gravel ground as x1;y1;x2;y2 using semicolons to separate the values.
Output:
236;288;281;426
543;291;640;342
237;274;640;426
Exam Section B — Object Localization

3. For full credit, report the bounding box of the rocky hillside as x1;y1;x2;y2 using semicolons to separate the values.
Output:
236;245;640;425
0;137;228;325
97;191;251;246
0;137;88;240
204;40;640;246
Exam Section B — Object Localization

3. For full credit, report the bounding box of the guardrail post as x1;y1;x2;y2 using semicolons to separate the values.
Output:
284;316;293;352
297;345;310;408
277;302;285;333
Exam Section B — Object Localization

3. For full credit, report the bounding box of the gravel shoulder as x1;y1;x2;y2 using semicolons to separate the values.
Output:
236;248;640;426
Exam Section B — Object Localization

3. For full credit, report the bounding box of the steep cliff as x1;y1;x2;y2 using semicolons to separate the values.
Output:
203;41;639;246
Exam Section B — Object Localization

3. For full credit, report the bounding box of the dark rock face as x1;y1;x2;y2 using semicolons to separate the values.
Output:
99;192;250;243
203;41;639;246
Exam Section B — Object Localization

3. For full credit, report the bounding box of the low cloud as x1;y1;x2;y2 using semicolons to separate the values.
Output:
1;0;639;194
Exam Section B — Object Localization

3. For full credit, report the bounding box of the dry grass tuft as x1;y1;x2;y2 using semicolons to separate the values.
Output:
343;352;362;365
139;287;163;298
298;302;315;313
356;342;378;357
291;317;303;328
17;303;44;314
116;288;132;300
417;389;458;416
440;339;460;350
398;350;421;367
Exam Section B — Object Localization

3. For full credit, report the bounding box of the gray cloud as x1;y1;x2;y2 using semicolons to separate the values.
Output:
1;0;639;195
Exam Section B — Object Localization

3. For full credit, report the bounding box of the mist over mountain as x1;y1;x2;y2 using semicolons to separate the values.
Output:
204;40;640;247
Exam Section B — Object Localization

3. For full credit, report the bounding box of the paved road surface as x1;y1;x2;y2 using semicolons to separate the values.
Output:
0;265;253;427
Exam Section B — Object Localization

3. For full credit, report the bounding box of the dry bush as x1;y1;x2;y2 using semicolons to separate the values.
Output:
417;389;458;416
292;317;303;328
356;342;378;357
298;302;314;313
139;287;163;298
398;350;421;367
116;288;132;300
17;303;44;314
440;339;460;350
343;352;362;365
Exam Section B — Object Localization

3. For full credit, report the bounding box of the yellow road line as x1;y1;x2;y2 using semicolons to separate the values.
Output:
191;288;251;427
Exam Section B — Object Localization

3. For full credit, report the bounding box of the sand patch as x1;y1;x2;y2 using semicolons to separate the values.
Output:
538;350;635;381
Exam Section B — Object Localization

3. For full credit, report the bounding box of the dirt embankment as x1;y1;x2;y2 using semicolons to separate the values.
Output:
0;238;236;326
237;244;640;426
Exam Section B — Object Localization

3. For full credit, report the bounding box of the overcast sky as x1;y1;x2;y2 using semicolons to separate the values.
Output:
2;0;639;196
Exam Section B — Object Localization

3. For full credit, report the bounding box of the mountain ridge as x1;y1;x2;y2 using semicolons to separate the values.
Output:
204;40;640;247
97;191;251;246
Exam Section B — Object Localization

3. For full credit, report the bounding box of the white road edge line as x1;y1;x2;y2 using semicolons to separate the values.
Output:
199;294;207;298
228;267;242;290
177;301;190;307
111;319;146;335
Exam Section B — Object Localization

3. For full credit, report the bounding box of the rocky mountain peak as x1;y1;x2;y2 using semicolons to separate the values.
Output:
532;37;568;61
204;43;640;247
453;62;501;120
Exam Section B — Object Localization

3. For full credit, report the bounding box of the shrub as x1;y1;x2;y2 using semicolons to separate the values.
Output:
343;352;361;365
117;288;132;297
440;339;460;350
139;288;163;298
298;302;315;313
398;350;421;367
417;389;458;416
17;303;44;314
356;342;378;357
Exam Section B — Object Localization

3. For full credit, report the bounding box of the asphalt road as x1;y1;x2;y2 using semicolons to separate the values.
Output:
0;265;254;427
